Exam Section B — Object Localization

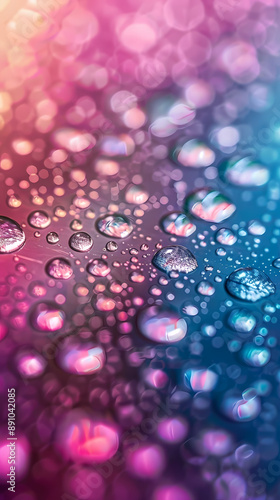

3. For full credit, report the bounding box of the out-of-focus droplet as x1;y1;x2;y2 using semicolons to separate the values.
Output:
28;210;51;229
99;134;135;157
95;158;119;176
0;216;25;254
174;140;215;167
161;213;196;237
221;390;261;422
157;417;188;444
185;368;218;392
227;308;256;332
168;102;195;125
88;259;110;277
196;280;215;296
225;268;275;302
153;245;198;274
248;220;266;235
56;410;119;463
96;214;133;238
199;430;233;456
126;444;166;479
138;305;187;343
31;302;65;332
184;188;236;223
53;128;96;153
46;258;73;280
16;350;47;378
241;344;271;367
220;157;269;187
69;232;93;252
215;228;237;246
57;339;105;375
125;185;149;204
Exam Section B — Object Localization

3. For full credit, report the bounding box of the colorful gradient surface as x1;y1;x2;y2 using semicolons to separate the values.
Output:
1;0;280;499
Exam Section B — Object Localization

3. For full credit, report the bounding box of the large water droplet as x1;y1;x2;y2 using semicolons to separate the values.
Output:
0;216;25;254
225;268;275;302
96;214;133;238
152;245;198;274
161;213;196;237
184;188;236;223
69;232;93;252
28;211;51;229
46;258;73;280
220;157;269;187
138;306;187;343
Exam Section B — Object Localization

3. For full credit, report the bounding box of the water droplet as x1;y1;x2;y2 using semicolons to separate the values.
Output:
152;245;198;274
31;302;65;331
185;188;236;223
185;368;218;391
174;139;215;167
220;157;269;186
225;267;275;302
221;390;261;421
157;417;188;443
196;280;215;296
161;213;196;237
125;185;149;204
53;128;95;153
46;258;73;280
248;220;266;235
215;228;237;246
56;410;119;463
228;308;256;332
96;214;133;238
241;344;271;367
46;231;59;244
138;306;187;343
272;258;280;269
69;232;93;252
28;210;51;229
16;350;47;378
216;247;226;256
57;339;106;375
106;241;118;252
87;259;110;277
0;216;25;253
99;134;135;157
